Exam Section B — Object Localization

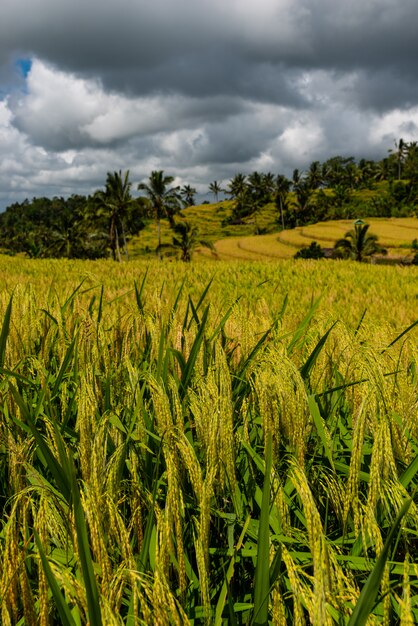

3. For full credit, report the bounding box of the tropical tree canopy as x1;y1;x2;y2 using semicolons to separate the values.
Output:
138;170;181;253
333;221;387;261
226;173;247;199
1;136;418;262
294;241;325;259
209;180;223;202
159;220;216;262
93;170;134;261
180;184;197;207
0;195;109;259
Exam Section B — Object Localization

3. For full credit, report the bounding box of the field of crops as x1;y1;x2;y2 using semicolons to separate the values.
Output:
0;255;417;625
214;218;418;261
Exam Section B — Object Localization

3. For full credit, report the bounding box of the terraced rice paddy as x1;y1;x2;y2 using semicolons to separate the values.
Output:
0;255;417;624
214;218;418;261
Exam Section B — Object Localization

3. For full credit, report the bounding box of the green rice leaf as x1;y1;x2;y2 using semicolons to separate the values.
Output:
51;335;78;398
134;268;149;315
399;453;418;489
0;294;13;369
71;471;103;626
97;285;104;325
179;304;209;398
347;498;412;626
34;528;77;626
300;321;337;385
9;384;71;502
253;433;272;626
383;319;418;353
214;515;251;626
307;394;335;471
287;297;321;355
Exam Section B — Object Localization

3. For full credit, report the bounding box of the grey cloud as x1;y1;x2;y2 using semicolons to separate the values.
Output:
307;0;418;71
107;54;307;106
1;0;418;209
3;0;418;98
346;70;418;113
183;116;281;167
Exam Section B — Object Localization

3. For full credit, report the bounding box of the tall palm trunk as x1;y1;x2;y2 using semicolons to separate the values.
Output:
157;219;162;260
279;197;285;230
110;218;117;261
110;216;122;262
115;225;121;262
120;221;129;260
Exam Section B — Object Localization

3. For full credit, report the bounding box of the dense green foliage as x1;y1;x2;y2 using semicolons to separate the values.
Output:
137;170;182;254
0;139;417;260
294;241;325;259
158;220;216;261
333;221;387;261
0;190;148;259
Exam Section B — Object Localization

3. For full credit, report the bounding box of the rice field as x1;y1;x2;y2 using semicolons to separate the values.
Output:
0;255;417;625
215;218;418;261
212;236;296;261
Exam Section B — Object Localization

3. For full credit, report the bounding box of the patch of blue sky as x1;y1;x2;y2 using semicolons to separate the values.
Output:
16;58;32;78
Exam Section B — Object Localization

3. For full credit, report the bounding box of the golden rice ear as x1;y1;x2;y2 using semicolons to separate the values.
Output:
0;258;416;625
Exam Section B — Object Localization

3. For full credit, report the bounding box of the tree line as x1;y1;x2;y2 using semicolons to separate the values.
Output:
217;139;418;229
0;139;417;260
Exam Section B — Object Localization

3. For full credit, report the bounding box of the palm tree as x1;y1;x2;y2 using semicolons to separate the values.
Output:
226;173;247;199
138;171;181;253
262;172;276;199
292;168;302;189
358;159;376;187
247;171;264;220
332;184;353;209
49;220;107;259
180;184;197;207
275;174;291;230
291;181;312;226
404;141;418;182
322;156;355;187
247;171;263;194
333;220;387;262
209;181;223;203
95;170;133;261
48;209;87;259
389;138;407;180
159;220;216;262
307;161;323;190
373;158;392;182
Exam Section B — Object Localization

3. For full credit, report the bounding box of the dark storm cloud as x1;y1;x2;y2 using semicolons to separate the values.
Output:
1;0;418;208
3;0;418;106
346;70;418;113
99;53;307;108
306;0;418;72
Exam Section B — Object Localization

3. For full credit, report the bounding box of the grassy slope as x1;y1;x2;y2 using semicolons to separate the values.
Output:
129;198;418;261
219;217;418;261
128;200;277;257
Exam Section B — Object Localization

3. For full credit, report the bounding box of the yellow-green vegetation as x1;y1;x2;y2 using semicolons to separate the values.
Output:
128;193;418;261
214;234;297;260
215;217;418;261
0;255;417;624
129;200;279;257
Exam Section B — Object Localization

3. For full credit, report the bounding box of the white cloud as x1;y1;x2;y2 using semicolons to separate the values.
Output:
1;0;418;208
12;60;111;148
279;119;324;159
10;60;249;150
369;107;418;146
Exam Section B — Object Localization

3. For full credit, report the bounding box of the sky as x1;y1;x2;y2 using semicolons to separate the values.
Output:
1;0;418;209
